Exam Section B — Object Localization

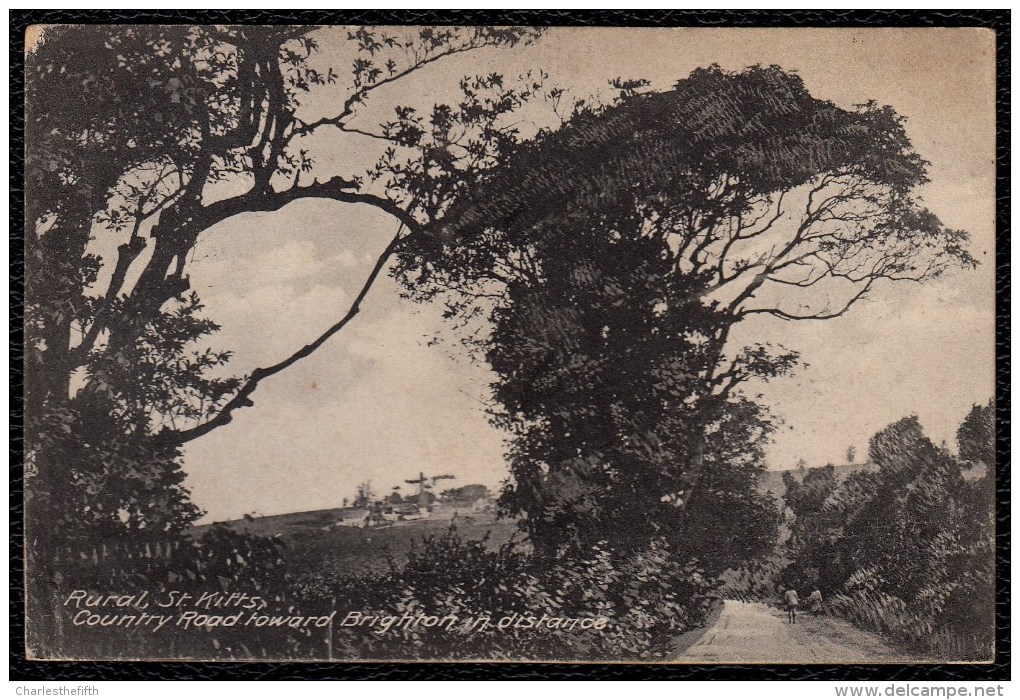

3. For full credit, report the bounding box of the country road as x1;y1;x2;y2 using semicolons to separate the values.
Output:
674;599;913;663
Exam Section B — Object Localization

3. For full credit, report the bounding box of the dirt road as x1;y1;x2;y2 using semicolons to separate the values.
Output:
674;599;912;663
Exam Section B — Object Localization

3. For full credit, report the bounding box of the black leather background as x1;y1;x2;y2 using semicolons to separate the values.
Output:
8;8;1010;682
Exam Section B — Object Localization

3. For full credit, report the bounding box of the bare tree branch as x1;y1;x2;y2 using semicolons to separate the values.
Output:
739;277;878;321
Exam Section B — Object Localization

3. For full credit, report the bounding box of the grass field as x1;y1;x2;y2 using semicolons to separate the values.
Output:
196;506;521;577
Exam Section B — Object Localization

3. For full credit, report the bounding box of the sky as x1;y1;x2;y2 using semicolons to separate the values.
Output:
175;27;996;522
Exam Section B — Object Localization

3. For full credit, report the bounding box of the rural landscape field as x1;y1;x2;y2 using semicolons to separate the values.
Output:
197;495;519;578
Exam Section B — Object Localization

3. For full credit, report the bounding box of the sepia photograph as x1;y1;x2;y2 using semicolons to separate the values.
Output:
21;21;998;666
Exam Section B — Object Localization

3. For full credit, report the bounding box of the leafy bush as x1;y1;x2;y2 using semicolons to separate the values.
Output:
718;554;787;601
298;530;717;661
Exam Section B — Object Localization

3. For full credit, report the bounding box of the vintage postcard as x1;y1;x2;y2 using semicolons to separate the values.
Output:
23;24;996;663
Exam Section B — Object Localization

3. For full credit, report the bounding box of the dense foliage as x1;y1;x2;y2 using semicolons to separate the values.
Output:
781;404;995;660
484;205;784;559
40;527;717;661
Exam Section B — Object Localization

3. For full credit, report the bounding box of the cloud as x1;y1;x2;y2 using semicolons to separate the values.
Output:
183;287;508;522
182;219;507;521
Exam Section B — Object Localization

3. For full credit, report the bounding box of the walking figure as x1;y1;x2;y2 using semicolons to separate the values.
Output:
808;589;823;615
784;588;799;624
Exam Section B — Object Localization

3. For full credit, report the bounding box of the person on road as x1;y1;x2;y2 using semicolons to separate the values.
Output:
808;589;823;615
784;588;799;624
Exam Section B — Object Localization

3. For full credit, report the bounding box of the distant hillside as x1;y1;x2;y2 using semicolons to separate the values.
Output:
758;460;987;500
757;462;878;499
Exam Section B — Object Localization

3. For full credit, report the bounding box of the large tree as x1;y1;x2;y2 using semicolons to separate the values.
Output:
25;24;541;539
469;190;785;557
396;65;976;551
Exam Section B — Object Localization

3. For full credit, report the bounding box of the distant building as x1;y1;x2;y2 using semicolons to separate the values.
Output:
336;508;371;528
382;503;428;521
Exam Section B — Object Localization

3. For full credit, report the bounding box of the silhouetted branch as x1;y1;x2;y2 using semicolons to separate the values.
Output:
155;227;407;445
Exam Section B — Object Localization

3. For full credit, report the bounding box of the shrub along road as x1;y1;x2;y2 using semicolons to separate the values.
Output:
674;600;913;663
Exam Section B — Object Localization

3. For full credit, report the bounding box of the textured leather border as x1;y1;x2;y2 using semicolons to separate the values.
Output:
8;8;1010;682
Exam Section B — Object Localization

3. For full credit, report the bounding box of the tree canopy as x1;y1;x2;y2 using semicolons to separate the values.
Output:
957;400;995;468
395;64;976;555
403;65;974;319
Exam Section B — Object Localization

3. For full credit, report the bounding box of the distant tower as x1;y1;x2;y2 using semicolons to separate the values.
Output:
355;481;373;508
405;472;455;511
